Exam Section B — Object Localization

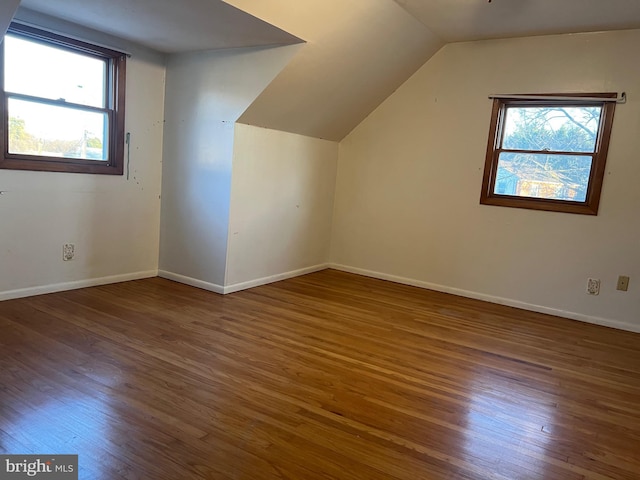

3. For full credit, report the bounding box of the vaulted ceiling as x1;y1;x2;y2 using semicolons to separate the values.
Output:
6;0;640;141
0;0;20;42
17;0;301;52
394;0;640;42
226;0;442;141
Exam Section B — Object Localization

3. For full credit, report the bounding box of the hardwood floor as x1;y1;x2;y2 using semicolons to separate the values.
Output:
1;269;639;479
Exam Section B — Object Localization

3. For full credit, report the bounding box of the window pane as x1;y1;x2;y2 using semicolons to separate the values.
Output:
8;98;109;161
4;34;106;108
494;152;592;202
502;106;601;153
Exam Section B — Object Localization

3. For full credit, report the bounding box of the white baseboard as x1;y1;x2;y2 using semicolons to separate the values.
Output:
0;270;158;302
158;270;225;294
14;263;632;333
224;264;329;294
159;264;329;295
329;263;640;334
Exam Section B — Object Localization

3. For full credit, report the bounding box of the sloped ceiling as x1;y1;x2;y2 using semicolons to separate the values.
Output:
394;0;640;42
11;0;640;142
226;0;443;141
17;0;301;53
14;0;442;141
0;0;20;39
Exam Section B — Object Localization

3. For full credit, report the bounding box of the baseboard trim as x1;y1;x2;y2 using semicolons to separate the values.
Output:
0;270;159;302
223;264;329;294
329;264;640;334
158;270;225;294
159;264;329;295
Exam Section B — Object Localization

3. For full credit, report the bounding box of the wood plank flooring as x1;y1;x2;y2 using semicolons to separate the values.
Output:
1;269;639;479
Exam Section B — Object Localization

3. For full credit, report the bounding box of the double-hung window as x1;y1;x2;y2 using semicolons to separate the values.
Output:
480;94;617;215
0;23;126;174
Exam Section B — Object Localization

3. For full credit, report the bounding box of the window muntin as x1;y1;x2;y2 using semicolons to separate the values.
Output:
480;94;616;215
0;23;126;174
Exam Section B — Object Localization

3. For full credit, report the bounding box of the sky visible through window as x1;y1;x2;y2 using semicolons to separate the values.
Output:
4;34;108;160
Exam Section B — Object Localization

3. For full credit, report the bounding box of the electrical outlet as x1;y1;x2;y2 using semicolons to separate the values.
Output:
617;275;630;292
587;278;600;295
63;243;75;261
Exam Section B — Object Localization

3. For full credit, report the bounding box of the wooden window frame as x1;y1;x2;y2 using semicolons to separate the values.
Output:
0;23;126;175
480;93;616;215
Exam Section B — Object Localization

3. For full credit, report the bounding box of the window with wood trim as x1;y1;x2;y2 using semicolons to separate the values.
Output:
0;23;126;175
480;94;617;215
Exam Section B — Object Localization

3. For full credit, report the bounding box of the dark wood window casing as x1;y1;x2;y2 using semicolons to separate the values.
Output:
480;93;616;215
0;23;126;175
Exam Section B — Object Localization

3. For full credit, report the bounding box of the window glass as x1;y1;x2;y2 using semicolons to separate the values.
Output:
8;98;108;161
502;106;601;153
495;152;592;202
4;34;106;108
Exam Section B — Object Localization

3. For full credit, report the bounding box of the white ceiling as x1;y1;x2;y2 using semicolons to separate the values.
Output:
8;0;640;141
394;0;640;42
0;0;20;41
227;0;442;141
17;0;301;53
15;0;640;53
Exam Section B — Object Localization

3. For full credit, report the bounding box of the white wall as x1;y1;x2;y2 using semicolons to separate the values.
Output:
331;30;640;332
0;14;166;300
225;124;338;290
159;45;301;290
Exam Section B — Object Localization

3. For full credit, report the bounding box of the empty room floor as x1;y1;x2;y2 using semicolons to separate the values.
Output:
1;270;639;479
